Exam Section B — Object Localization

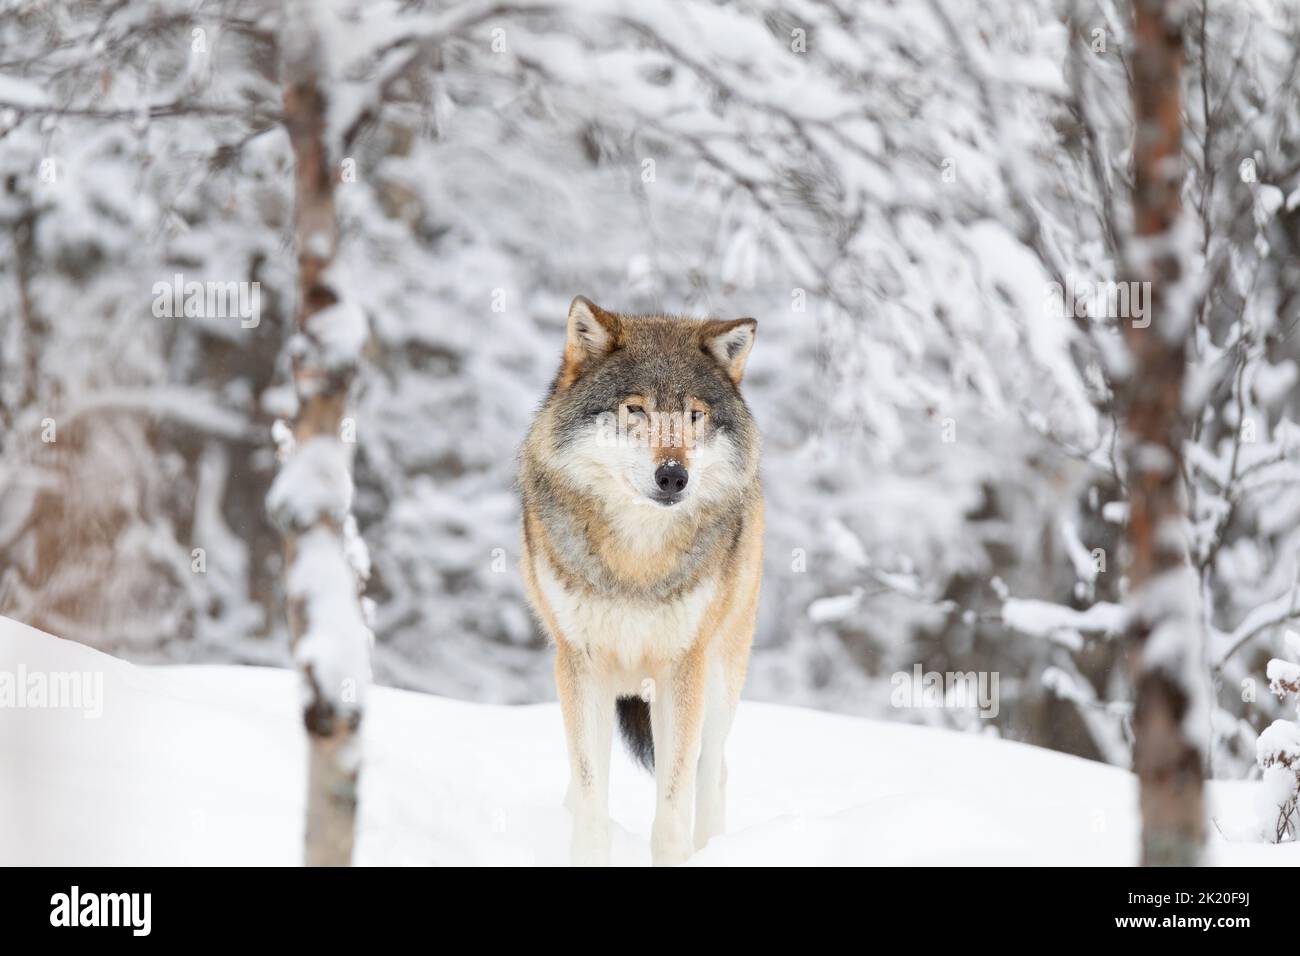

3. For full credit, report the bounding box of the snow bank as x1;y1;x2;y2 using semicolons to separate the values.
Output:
0;616;1293;866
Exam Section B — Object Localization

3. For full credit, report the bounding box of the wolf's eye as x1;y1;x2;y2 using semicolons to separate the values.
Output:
690;410;707;424
625;404;645;417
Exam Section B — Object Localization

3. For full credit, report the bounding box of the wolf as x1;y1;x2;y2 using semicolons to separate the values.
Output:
520;296;764;866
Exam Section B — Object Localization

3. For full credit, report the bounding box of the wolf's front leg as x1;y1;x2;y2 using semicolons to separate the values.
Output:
694;679;735;851
649;651;707;866
556;642;613;866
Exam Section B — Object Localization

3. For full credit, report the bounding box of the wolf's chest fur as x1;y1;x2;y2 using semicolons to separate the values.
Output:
526;496;733;676
533;551;717;675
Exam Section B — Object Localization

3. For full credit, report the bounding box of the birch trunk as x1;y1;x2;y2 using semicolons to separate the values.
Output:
272;0;371;868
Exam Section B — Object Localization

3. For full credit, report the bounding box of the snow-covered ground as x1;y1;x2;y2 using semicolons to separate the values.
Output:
1;616;1294;866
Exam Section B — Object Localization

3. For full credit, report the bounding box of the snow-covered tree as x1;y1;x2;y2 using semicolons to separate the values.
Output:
1059;0;1300;786
263;0;373;867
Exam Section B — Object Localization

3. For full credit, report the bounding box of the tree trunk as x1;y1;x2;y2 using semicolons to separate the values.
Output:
273;1;371;868
1123;0;1205;867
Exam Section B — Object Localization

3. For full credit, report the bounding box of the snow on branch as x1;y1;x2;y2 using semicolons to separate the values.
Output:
302;299;369;373
1258;720;1300;771
266;435;355;533
1268;658;1300;700
1001;598;1126;648
1215;586;1300;668
1042;662;1132;766
289;525;372;729
57;387;257;442
817;553;1125;653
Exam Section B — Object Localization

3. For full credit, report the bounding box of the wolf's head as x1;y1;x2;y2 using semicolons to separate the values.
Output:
537;296;760;517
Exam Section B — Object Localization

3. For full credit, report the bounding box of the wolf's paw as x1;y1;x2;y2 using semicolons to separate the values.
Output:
694;800;725;851
651;816;692;867
693;824;721;853
570;814;611;867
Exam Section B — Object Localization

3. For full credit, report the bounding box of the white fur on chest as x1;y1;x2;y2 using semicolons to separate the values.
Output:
536;557;716;674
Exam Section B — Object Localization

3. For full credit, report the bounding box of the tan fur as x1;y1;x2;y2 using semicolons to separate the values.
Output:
520;297;763;865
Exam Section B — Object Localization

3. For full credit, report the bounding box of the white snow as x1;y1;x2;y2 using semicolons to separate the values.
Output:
1;615;1292;866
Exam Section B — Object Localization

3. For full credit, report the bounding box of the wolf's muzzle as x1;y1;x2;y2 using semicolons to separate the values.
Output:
654;461;688;497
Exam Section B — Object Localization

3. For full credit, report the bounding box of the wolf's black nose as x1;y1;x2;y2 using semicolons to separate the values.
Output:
655;461;688;494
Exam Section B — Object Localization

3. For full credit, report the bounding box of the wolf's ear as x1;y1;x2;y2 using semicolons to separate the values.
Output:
565;296;621;369
702;318;757;384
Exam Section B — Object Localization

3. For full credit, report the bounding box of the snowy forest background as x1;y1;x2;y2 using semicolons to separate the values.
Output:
2;0;1300;792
